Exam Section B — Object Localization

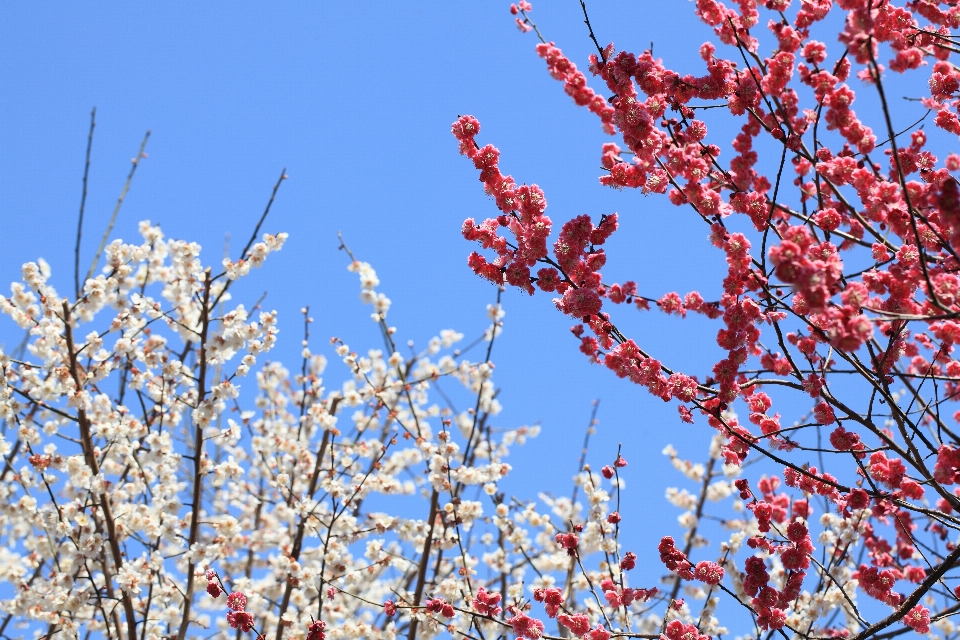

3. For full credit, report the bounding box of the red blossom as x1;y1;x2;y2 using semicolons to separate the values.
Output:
384;600;397;617
658;536;694;579
472;587;503;617
206;581;222;598
227;611;255;633
587;625;611;640
694;560;724;585
558;613;591;637
903;604;931;634
555;531;580;555
508;612;545;639
306;620;326;640
227;592;247;612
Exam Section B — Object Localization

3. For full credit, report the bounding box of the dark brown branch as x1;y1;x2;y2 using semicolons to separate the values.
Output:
62;301;138;640
851;544;960;640
176;269;213;640
407;489;440;640
578;0;607;64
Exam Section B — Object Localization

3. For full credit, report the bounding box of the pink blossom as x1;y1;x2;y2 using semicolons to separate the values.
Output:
558;613;590;637
227;592;247;612
903;604;931;634
507;613;545;639
587;625;610;640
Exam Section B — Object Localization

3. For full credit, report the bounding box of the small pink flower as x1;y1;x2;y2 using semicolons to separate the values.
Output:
472;587;502;617
903;604;930;634
227;592;247;612
813;401;836;425
206;581;222;598
587;625;610;640
533;587;563;617
694;560;724;585
555;532;579;556
226;611;254;632
558;613;590;637
306;620;326;640
507;613;545;639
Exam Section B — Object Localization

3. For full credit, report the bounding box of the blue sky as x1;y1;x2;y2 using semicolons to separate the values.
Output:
0;1;935;606
0;0;729;540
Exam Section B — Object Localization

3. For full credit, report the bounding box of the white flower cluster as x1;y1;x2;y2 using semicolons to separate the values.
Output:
0;224;628;640
348;259;391;321
222;233;288;280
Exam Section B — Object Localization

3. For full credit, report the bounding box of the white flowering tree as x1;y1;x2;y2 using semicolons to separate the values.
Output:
2;146;665;640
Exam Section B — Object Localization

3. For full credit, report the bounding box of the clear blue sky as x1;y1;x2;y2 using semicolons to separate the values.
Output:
0;1;926;590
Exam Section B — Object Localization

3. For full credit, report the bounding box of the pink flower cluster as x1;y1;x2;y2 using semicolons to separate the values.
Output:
471;587;503;617
425;596;456;618
783;466;840;503
506;612;545;639
306;620;326;640
854;564;904;606
604;339;703;408
657;536;695;580
383;599;398;617
536;42;615;134
768;226;844;314
662;619;711;640
557;613;590;636
454;116;703;401
780;521;814;572
829;425;867;458
934;444;960;484
226;592;255;633
446;0;960;636
741;556;803;631
866;452;926;504
205;569;222;598
600;577;657;608
205;571;257;636
453;114;570;297
555;531;580;555
532;587;564;618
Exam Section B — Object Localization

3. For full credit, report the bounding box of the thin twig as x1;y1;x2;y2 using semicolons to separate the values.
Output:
75;107;96;298
578;0;607;63
84;130;150;285
570;400;600;505
211;168;287;309
238;168;287;262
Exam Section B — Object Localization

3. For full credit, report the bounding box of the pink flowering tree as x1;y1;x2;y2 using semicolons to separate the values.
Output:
451;0;960;637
